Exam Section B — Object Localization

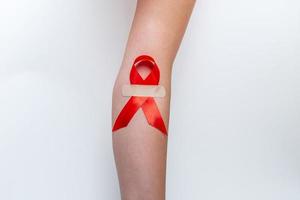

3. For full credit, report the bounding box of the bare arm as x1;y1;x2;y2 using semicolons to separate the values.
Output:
112;0;195;199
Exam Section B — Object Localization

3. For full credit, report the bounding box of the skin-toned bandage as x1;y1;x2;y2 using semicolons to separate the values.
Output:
122;85;166;98
112;55;167;135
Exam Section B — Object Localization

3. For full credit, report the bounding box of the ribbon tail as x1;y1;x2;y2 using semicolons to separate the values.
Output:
142;98;168;135
112;97;146;132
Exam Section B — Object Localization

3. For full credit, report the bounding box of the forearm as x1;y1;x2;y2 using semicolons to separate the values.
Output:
112;1;195;199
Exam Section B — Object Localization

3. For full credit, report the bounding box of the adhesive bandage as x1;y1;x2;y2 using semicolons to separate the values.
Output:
122;85;166;98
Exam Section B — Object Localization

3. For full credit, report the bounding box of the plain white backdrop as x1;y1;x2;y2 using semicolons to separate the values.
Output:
0;0;300;199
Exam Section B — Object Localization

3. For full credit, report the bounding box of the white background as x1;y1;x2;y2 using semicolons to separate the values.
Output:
0;0;299;199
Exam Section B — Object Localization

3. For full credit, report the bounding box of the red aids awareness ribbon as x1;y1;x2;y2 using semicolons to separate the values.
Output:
112;55;167;135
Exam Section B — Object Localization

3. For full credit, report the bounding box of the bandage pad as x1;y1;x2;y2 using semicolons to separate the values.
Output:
112;55;167;135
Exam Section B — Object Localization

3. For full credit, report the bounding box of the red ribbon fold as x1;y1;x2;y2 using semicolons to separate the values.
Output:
112;55;167;135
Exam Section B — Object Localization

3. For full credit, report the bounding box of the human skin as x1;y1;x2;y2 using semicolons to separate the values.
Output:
112;0;195;199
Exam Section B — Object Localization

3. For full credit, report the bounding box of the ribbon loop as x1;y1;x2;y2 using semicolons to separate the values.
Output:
130;55;160;85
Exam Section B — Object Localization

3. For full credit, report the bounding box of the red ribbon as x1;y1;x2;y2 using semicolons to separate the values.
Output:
112;55;167;135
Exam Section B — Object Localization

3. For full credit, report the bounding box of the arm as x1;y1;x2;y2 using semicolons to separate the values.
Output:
112;0;195;199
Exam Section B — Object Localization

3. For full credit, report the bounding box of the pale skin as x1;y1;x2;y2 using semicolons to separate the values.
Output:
112;0;195;199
